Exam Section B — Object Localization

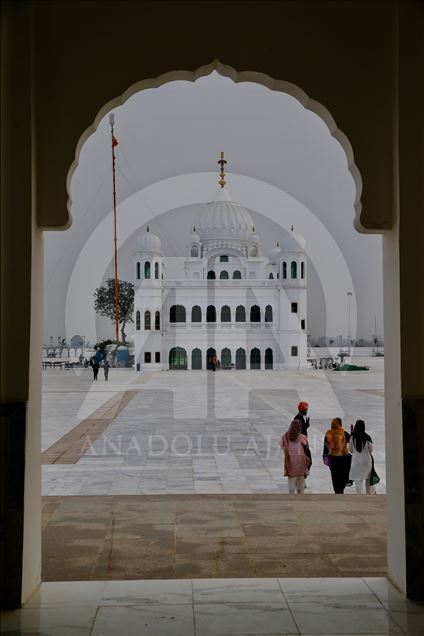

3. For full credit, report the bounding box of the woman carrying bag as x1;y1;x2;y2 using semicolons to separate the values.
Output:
348;419;378;494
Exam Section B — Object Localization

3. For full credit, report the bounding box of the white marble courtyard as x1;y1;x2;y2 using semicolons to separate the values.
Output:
41;359;385;496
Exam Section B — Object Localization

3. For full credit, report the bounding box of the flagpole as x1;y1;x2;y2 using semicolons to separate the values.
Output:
109;113;119;343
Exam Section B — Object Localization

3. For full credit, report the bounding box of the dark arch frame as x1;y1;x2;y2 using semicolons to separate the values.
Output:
206;305;216;322
221;305;231;322
191;305;202;322
236;305;246;322
169;304;186;323
250;305;261;322
250;347;261;369
236;347;246;369
144;310;151;330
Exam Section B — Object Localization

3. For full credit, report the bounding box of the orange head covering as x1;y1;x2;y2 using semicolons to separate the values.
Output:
326;418;348;455
298;401;309;412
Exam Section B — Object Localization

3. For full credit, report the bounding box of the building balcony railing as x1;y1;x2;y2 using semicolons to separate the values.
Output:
167;322;275;330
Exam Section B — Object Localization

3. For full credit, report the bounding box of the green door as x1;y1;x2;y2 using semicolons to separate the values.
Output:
169;347;187;370
250;348;261;369
221;348;231;368
236;348;246;369
191;348;202;370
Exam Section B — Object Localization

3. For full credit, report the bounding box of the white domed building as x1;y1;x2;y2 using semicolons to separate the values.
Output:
133;158;307;370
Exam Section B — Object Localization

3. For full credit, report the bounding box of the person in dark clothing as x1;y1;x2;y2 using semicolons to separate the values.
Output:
90;358;99;381
294;401;312;477
323;417;352;494
103;359;110;381
294;401;310;436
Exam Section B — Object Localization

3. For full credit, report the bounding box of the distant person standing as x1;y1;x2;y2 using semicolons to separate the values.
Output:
348;419;374;494
323;417;351;494
90;358;99;381
294;401;312;477
294;401;310;436
280;420;311;494
103;358;110;381
211;354;217;371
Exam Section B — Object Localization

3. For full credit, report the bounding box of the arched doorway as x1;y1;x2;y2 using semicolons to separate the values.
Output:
9;18;414;600
221;347;231;368
169;347;187;369
236;347;246;369
265;347;273;369
206;305;216;322
191;348;202;370
250;347;261;369
206;347;216;370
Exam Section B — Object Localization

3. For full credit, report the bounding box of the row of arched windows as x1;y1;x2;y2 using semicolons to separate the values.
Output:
207;270;242;279
282;261;305;280
135;310;161;330
136;261;160;280
168;346;274;370
169;304;273;323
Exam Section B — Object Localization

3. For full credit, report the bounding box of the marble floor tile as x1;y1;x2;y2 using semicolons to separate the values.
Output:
193;578;287;605
91;603;194;635
101;579;192;605
279;577;383;605
42;366;386;496
0;606;97;635
194;602;298;635
364;578;424;634
287;606;402;634
24;581;106;607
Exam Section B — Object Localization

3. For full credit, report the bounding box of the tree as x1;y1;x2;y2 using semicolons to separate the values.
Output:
94;279;134;343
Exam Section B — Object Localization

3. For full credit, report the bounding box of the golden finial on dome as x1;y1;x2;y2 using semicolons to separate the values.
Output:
218;151;227;188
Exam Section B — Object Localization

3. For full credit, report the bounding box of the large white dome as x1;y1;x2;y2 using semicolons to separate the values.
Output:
197;188;255;241
137;226;162;252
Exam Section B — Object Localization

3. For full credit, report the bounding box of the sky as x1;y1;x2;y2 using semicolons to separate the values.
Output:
44;71;384;346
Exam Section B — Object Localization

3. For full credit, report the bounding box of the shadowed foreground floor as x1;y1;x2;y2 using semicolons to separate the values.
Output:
42;494;387;581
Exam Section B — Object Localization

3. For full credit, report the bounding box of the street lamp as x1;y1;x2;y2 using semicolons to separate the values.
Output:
347;292;353;355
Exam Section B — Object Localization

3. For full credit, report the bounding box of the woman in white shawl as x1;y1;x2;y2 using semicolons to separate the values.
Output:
348;419;374;494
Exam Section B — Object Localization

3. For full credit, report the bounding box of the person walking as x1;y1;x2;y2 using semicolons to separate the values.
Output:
323;417;351;494
90;358;99;381
294;401;310;436
348;419;374;494
294;401;312;479
280;420;311;494
103;358;110;381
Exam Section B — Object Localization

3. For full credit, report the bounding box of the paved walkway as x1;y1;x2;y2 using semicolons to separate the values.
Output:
42;362;385;496
42;494;386;582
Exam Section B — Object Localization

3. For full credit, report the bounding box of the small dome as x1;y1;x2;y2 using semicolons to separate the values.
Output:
198;188;255;242
281;228;305;252
137;226;161;252
268;241;282;261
